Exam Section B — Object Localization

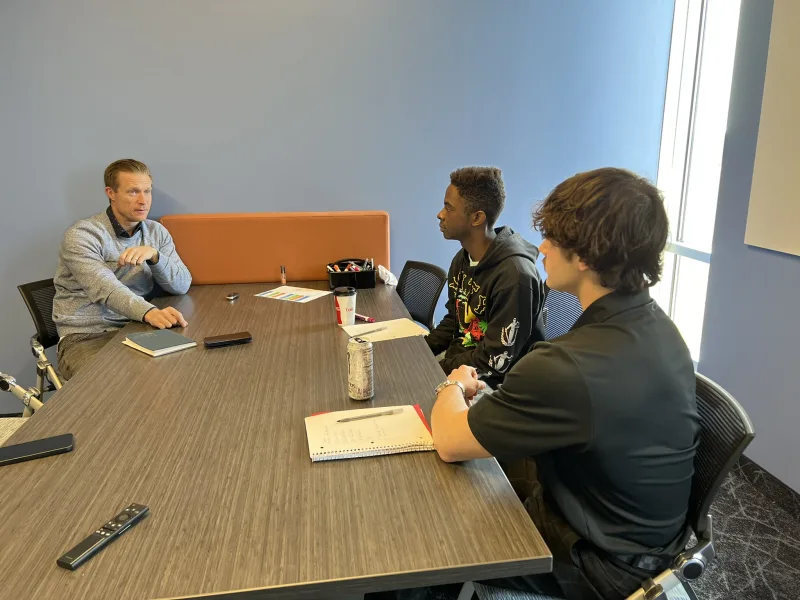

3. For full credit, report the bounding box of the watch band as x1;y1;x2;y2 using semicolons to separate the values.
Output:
435;379;466;397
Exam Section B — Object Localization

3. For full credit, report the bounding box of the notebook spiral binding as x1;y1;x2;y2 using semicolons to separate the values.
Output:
310;440;434;462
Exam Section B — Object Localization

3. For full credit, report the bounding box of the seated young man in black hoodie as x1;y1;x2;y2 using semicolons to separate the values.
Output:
425;166;545;389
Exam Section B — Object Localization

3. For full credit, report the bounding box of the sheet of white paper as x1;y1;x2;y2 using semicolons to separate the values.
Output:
342;318;428;342
255;286;332;304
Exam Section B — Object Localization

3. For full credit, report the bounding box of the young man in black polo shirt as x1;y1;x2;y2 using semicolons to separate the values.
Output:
431;168;700;599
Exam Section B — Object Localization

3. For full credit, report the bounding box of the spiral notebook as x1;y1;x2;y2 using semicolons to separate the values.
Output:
304;405;434;462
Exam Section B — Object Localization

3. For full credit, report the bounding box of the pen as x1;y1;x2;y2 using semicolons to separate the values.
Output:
353;326;387;338
355;313;376;323
280;265;286;285
326;265;335;273
337;408;403;423
333;264;341;272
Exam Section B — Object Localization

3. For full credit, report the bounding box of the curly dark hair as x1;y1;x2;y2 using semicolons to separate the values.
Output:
533;168;669;294
450;166;506;228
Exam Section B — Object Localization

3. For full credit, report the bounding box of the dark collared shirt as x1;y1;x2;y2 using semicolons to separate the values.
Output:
468;290;700;556
106;205;141;238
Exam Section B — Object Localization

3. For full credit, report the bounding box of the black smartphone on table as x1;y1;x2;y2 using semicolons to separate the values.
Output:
203;331;252;348
0;433;74;467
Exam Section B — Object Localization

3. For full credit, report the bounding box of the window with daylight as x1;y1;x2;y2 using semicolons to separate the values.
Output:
651;0;742;361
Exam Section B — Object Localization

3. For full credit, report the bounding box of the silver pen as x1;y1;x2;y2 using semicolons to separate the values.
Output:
352;326;387;338
337;408;403;423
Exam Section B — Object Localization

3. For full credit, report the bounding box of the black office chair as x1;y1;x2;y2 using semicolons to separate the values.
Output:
18;279;60;350
396;261;448;331
461;372;755;600
16;279;63;411
624;372;755;599
542;287;582;340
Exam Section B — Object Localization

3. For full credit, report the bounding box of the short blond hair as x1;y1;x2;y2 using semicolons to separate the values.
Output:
104;159;151;190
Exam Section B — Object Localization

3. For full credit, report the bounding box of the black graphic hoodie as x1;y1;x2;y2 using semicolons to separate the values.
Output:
425;227;545;388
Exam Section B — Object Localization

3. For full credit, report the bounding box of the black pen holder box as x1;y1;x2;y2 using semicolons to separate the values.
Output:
327;258;377;289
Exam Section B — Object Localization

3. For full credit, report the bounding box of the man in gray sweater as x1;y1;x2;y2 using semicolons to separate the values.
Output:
53;159;192;380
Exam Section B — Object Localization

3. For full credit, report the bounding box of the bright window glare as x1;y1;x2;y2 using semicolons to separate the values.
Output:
655;0;742;361
679;0;742;253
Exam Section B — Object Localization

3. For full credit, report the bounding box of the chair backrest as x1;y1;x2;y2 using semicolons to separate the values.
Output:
160;211;390;284
543;287;583;340
396;261;448;331
689;372;755;536
17;279;59;349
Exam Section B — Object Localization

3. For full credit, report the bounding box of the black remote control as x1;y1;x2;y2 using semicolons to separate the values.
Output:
57;503;149;571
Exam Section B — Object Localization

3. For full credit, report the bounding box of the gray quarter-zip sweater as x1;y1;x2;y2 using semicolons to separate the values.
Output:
52;209;192;337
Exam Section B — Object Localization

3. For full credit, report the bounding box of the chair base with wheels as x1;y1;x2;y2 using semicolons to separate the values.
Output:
25;336;62;416
1;373;45;413
0;371;44;445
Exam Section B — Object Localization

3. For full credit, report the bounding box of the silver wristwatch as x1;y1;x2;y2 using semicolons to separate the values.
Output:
434;379;466;397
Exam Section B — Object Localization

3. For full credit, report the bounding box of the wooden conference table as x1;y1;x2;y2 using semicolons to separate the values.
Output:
0;282;550;600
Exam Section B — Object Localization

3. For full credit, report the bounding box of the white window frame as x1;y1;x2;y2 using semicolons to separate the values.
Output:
656;0;713;319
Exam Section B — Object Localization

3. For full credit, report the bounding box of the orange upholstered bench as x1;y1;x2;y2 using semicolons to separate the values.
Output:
159;211;390;285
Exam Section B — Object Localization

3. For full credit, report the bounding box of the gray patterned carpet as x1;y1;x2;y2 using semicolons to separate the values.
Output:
689;457;800;599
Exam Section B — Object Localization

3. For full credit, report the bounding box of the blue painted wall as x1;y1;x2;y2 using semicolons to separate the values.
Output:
0;0;675;412
699;0;800;491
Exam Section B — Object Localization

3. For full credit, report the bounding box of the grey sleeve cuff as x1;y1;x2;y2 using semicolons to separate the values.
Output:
106;288;156;322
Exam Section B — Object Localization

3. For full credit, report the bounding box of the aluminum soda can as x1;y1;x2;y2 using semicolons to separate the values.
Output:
347;337;374;400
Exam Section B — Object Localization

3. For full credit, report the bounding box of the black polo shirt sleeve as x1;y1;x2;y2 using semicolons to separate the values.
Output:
467;343;592;460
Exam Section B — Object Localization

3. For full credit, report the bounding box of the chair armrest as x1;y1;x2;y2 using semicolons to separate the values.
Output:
626;569;699;600
673;538;715;581
626;515;715;599
674;514;716;580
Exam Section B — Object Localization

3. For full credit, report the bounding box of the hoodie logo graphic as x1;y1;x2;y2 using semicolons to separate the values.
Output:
501;318;520;347
456;299;487;348
475;295;487;315
451;273;480;297
452;271;488;349
488;351;512;373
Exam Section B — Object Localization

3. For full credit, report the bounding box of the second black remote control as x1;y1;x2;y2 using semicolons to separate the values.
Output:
57;503;149;571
